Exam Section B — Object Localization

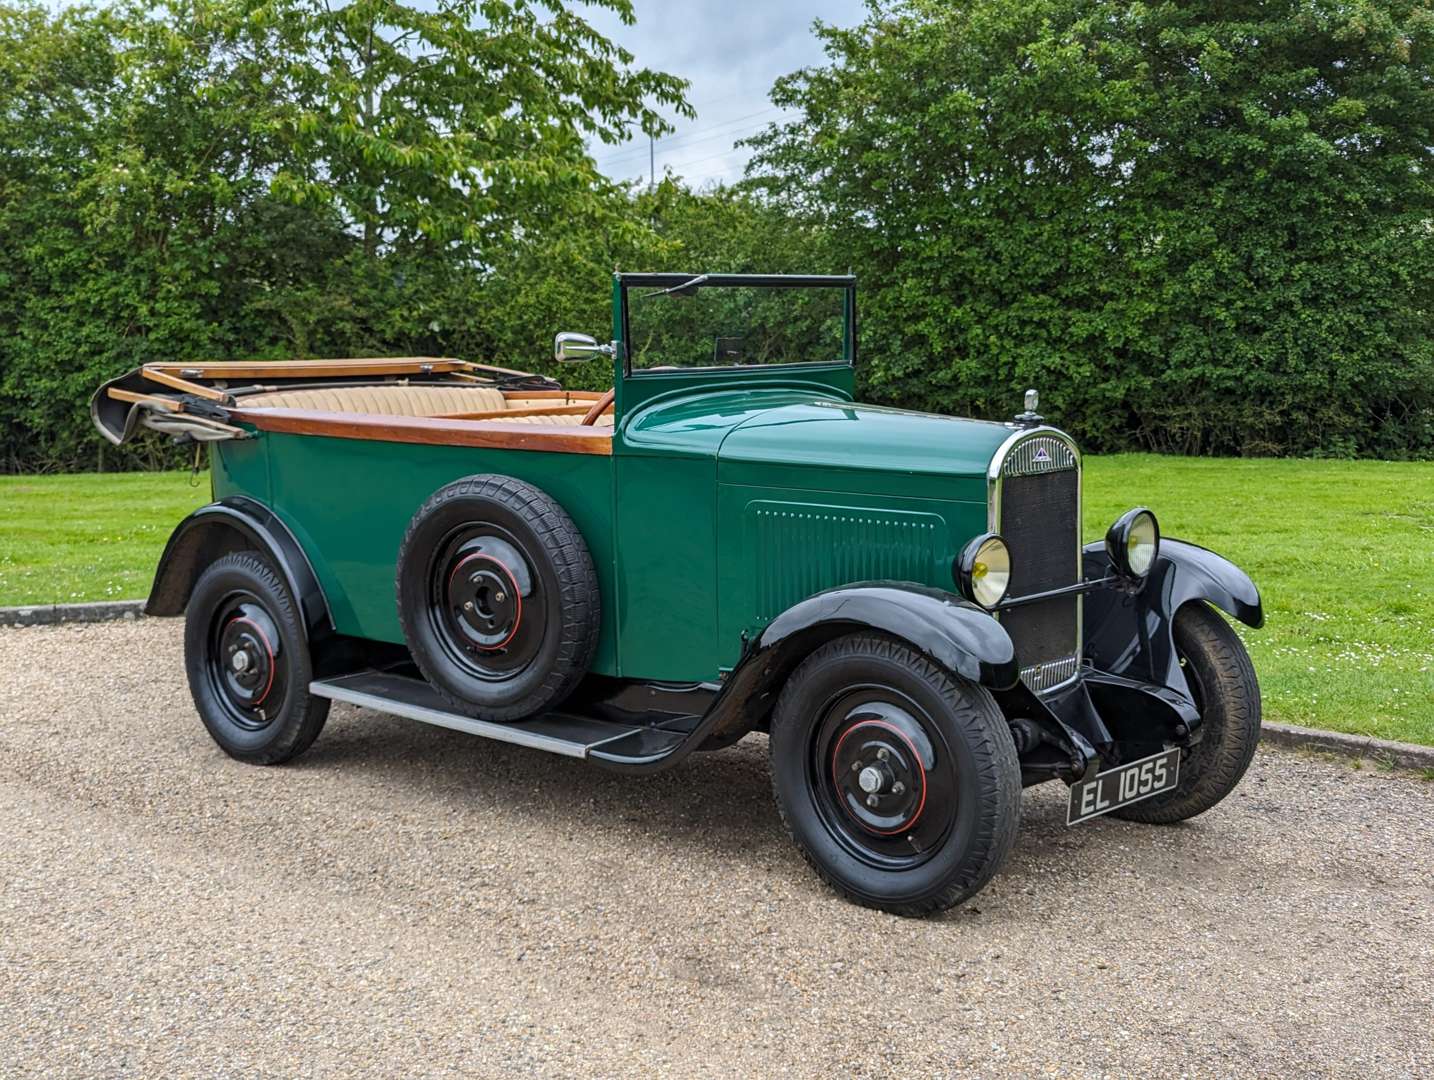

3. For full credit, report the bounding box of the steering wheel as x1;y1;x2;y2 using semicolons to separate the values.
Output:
580;388;615;426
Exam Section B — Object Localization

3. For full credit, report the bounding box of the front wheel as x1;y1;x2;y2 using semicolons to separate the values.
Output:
769;633;1021;917
1113;602;1262;824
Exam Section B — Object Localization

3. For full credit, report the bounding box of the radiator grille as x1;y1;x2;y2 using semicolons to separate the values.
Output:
999;435;1077;478
993;433;1081;692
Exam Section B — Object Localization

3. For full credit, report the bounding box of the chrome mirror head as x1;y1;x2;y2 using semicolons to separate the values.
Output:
553;332;611;363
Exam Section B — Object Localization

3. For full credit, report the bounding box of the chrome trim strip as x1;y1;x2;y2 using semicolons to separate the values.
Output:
310;679;592;757
1020;655;1081;694
987;425;1084;694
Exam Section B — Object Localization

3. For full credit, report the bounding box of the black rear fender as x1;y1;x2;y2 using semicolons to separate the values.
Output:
148;497;332;642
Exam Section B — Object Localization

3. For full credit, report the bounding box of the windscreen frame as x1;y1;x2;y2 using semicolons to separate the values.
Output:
617;273;858;377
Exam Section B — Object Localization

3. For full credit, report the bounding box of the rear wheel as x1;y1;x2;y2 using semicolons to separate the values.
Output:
769;633;1021;917
1113;602;1261;824
184;552;329;764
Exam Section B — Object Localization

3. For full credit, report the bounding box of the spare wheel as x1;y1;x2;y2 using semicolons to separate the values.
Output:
396;475;600;721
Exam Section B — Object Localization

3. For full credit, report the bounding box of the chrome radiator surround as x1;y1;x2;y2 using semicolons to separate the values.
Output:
988;426;1083;695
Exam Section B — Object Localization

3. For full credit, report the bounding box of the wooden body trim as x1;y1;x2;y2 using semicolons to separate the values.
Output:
147;357;469;379
501;389;606;402
436;402;594;421
108;387;183;411
140;366;232;401
228;408;613;455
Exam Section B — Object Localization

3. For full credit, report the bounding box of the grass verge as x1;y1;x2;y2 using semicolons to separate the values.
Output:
1084;455;1433;747
0;471;208;607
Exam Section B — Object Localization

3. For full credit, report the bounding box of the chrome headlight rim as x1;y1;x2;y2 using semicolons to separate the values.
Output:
1106;507;1160;579
955;532;1013;610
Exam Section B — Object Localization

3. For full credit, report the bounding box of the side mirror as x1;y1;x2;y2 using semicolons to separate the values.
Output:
554;332;612;363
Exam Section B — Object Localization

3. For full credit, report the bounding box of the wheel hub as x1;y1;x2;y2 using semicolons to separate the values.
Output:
209;599;283;729
446;551;523;652
428;530;544;682
857;764;887;794
830;716;929;836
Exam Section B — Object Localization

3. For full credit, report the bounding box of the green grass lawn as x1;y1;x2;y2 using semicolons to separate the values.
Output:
0;472;208;606
1084;456;1433;747
2;459;1431;745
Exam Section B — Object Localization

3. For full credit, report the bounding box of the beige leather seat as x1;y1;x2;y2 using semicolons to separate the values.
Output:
241;385;507;416
238;384;612;426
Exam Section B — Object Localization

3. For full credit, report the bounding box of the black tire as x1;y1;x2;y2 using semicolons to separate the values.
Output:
768;633;1021;917
396;474;599;722
184;551;330;765
1113;602;1262;824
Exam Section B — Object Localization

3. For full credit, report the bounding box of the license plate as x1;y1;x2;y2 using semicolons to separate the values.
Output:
1066;748;1181;826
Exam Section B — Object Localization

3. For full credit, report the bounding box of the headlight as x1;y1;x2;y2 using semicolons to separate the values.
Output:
1106;508;1160;578
955;533;1012;609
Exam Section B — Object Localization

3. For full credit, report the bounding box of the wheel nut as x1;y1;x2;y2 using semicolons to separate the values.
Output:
851;761;862;773
893;781;905;795
877;748;889;761
463;601;474;611
495;592;506;603
866;794;879;808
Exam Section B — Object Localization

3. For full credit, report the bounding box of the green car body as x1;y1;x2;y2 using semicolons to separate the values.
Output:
219;376;1010;686
210;276;1011;686
94;272;1267;916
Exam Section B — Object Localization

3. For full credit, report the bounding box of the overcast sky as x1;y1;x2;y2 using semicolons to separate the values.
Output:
582;1;869;188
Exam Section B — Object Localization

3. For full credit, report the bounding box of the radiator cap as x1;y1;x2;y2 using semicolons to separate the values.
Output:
1013;388;1044;428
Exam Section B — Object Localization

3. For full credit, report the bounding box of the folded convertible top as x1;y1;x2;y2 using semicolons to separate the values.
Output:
91;357;558;445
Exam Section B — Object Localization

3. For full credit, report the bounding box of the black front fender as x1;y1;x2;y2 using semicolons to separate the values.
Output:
590;583;1016;774
715;583;1017;739
755;583;1019;689
147;496;333;640
1084;538;1263;697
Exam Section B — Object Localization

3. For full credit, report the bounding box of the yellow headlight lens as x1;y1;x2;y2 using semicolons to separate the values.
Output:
970;537;1011;608
1106;508;1160;578
1126;511;1158;576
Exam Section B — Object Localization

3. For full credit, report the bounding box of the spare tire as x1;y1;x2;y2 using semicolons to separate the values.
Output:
396;475;600;721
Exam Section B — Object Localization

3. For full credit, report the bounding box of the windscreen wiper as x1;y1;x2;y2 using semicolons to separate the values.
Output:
638;274;709;301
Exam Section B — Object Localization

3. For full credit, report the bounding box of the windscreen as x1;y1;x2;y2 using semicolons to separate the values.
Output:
625;282;850;371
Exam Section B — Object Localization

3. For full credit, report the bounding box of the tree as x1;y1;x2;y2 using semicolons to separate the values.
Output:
747;0;1434;457
469;180;839;390
0;0;350;469
260;0;690;259
0;0;692;471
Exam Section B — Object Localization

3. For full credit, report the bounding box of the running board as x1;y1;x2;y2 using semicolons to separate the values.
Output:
309;670;689;765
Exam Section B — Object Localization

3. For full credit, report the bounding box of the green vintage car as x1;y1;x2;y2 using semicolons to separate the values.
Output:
93;273;1264;916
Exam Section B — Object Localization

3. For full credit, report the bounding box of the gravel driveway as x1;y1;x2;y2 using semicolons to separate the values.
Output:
2;620;1430;1078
